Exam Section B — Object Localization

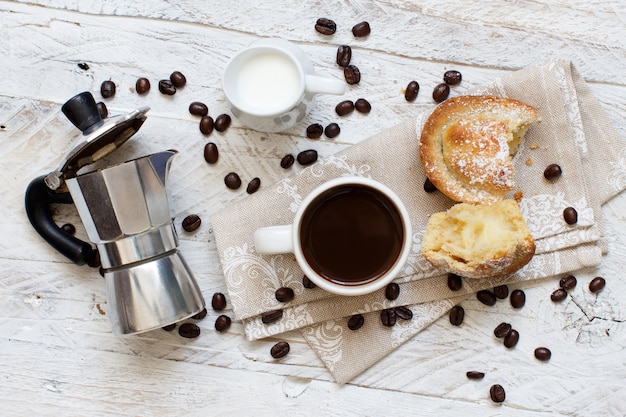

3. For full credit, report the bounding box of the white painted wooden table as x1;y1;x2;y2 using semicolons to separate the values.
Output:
1;1;625;416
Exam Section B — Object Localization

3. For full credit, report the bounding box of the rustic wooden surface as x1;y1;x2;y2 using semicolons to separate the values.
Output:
1;1;625;416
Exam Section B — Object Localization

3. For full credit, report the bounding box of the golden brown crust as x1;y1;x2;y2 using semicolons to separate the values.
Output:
419;95;537;204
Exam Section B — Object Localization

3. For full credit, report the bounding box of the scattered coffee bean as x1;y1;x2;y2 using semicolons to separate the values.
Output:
162;323;176;331
559;274;577;291
169;71;187;88
224;172;242;189
191;308;208;320
490;384;506;403
315;18;336;35
214;314;231;332
275;287;295;303
96;102;108;119
344;65;361;85
182;214;201;232
336;45;352;67
544;164;562;181
204;142;219;164
297;149;318;165
354;98;371;113
199;115;215;135
404;81;419;102
424;178;438;193
466;371;485;380
77;62;89;71
443;70;462;85
211;292;227;311
385;282;400;301
158;79;176;95
477;290;497;306
589;276;606;293
432;83;450;103
306;123;324;139
302;275;316;289
447;273;463;291
449;305;464;326
494;285;509;299
136;77;150;95
551;288;567;302
262;309;283;324
510;289;526;308
335;100;355;116
494;322;512;338
61;223;76;235
189;101;209;117
381;308;396;327
534;347;552;361
563;207;578;225
178;322;201;338
352;21;371;37
504;329;520;348
348;314;365;330
324;123;341;138
100;80;116;98
270;341;290;359
280;154;295;169
214;114;232;132
246;177;261;194
395;306;413;321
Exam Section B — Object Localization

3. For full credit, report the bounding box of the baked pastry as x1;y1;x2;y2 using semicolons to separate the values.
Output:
421;199;535;278
419;95;537;204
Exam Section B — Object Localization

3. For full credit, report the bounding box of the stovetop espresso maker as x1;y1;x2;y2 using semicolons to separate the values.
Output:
25;92;205;335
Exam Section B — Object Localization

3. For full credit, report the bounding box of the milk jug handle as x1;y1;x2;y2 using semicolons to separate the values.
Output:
304;74;346;96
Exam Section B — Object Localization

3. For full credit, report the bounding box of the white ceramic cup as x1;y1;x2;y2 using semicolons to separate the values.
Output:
222;38;346;133
253;177;413;296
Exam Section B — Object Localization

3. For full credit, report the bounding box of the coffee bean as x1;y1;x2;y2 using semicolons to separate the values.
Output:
246;177;261;194
178;322;201;338
324;123;341;138
96;102;108;119
199;115;214;135
297;149;318;165
494;322;512;338
589;276;606;293
354;98;371;113
204;142;219;164
477;290;497;306
336;45;352;67
262;309;283;324
510;289;526;308
494;285;509;299
544;164;562;181
191;308;208;320
466;371;485;380
335;100;355;116
352;21;371;37
449;305;464;326
348;314;364;330
211;292;227;311
100;80;116;98
280;154;295;169
275;287;295;303
158;79;176;95
432;83;450;103
447;273;463;291
404;81;419;102
306;123;324;139
534;347;552;361
381;308;396;327
563;207;578;225
270;341;290;359
169;71;187;88
224;172;242;189
302;275;316;289
182;214;201;232
61;223;76;235
504;329;519;348
385;282;400;301
344;65;361;85
162;323;176;331
443;70;462;85
559;274;577;291
136;77;150;95
551;288;567;302
315;18;336;35
490;384;506;403
214;314;231;332
189;102;208;117
424;178;438;193
395;306;413;321
214;114;231;132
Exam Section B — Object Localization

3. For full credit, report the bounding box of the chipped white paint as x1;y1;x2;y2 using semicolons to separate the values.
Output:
0;1;625;416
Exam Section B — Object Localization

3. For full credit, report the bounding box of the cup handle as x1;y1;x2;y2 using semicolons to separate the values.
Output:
304;74;346;96
253;225;294;254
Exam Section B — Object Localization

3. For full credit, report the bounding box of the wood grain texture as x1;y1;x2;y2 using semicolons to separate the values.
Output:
1;1;625;416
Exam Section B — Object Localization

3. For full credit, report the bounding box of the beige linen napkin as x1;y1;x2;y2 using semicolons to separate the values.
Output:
211;60;626;383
